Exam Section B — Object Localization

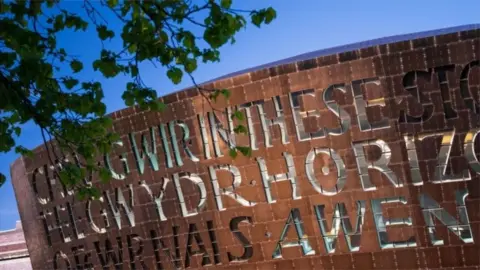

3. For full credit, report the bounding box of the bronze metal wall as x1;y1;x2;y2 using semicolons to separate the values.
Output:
11;26;480;270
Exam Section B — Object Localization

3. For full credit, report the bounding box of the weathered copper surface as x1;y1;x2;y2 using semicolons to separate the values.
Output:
10;25;480;269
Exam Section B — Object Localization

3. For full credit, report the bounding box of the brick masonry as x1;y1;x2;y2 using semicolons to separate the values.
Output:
0;221;32;270
10;26;480;269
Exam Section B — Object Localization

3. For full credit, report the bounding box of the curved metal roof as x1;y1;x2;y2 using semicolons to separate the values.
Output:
205;23;480;83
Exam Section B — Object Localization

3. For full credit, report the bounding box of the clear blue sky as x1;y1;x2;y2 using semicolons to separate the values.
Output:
1;0;479;230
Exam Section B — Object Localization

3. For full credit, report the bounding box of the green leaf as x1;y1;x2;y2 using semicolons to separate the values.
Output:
182;32;195;49
16;147;30;157
167;67;183;84
229;148;238;158
0;173;5;187
220;0;232;9
130;65;139;77
236;146;252;157
251;12;263;27
184;58;197;73
68;15;88;31
231;110;244;121
0;0;278;198
234;124;247;134
122;91;135;106
15;146;33;157
59;171;73;187
107;0;118;8
88;187;101;199
70;60;83;73
0;53;16;68
97;25;115;40
63;78;79;89
202;49;219;62
99;167;111;184
210;89;220;102
220;89;231;99
128;43;137;53
93;57;120;78
77;186;101;200
46;0;55;8
264;7;276;24
149;101;166;112
53;14;64;31
77;187;87;200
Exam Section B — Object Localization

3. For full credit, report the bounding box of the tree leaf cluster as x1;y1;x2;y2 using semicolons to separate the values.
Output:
0;0;276;198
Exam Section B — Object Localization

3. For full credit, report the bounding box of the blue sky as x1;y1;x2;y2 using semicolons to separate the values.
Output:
1;0;479;230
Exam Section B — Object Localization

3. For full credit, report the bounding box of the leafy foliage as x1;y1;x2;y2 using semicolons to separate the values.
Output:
0;0;276;195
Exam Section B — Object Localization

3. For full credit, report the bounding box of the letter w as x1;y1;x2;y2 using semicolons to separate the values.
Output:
314;201;366;253
94;238;123;270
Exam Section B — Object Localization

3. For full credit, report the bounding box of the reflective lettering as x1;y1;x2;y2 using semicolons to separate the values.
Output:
66;202;84;240
256;152;300;203
256;97;290;147
208;165;255;211
94;238;123;270
169;120;200;166
208;109;236;157
460;60;480;114
398;70;433;123
314;201;366;253
352;78;389;131
306;148;347;196
53;205;71;243
289;89;325;141
159;123;173;168
434;65;458;119
207;221;221;265
173;173;207;217
371;197;416;249
31;165;53;205
185;223;211;268
323;84;351;135
52;158;75;198
272;208;315;258
71;245;92;269
105;185;136;228
464;127;480;174
239;102;261;150
39;210;53;246
418;130;471;183
104;140;130;180
49;202;83;244
420;189;473;245
150;227;182;269
352;140;402;190
228;216;253;262
403;135;423;185
53;251;71;270
86;197;109;234
127;234;147;270
198;114;211;160
129;128;159;174
140;178;170;221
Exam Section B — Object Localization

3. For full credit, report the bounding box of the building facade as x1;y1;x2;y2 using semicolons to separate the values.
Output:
0;221;32;270
10;24;480;269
